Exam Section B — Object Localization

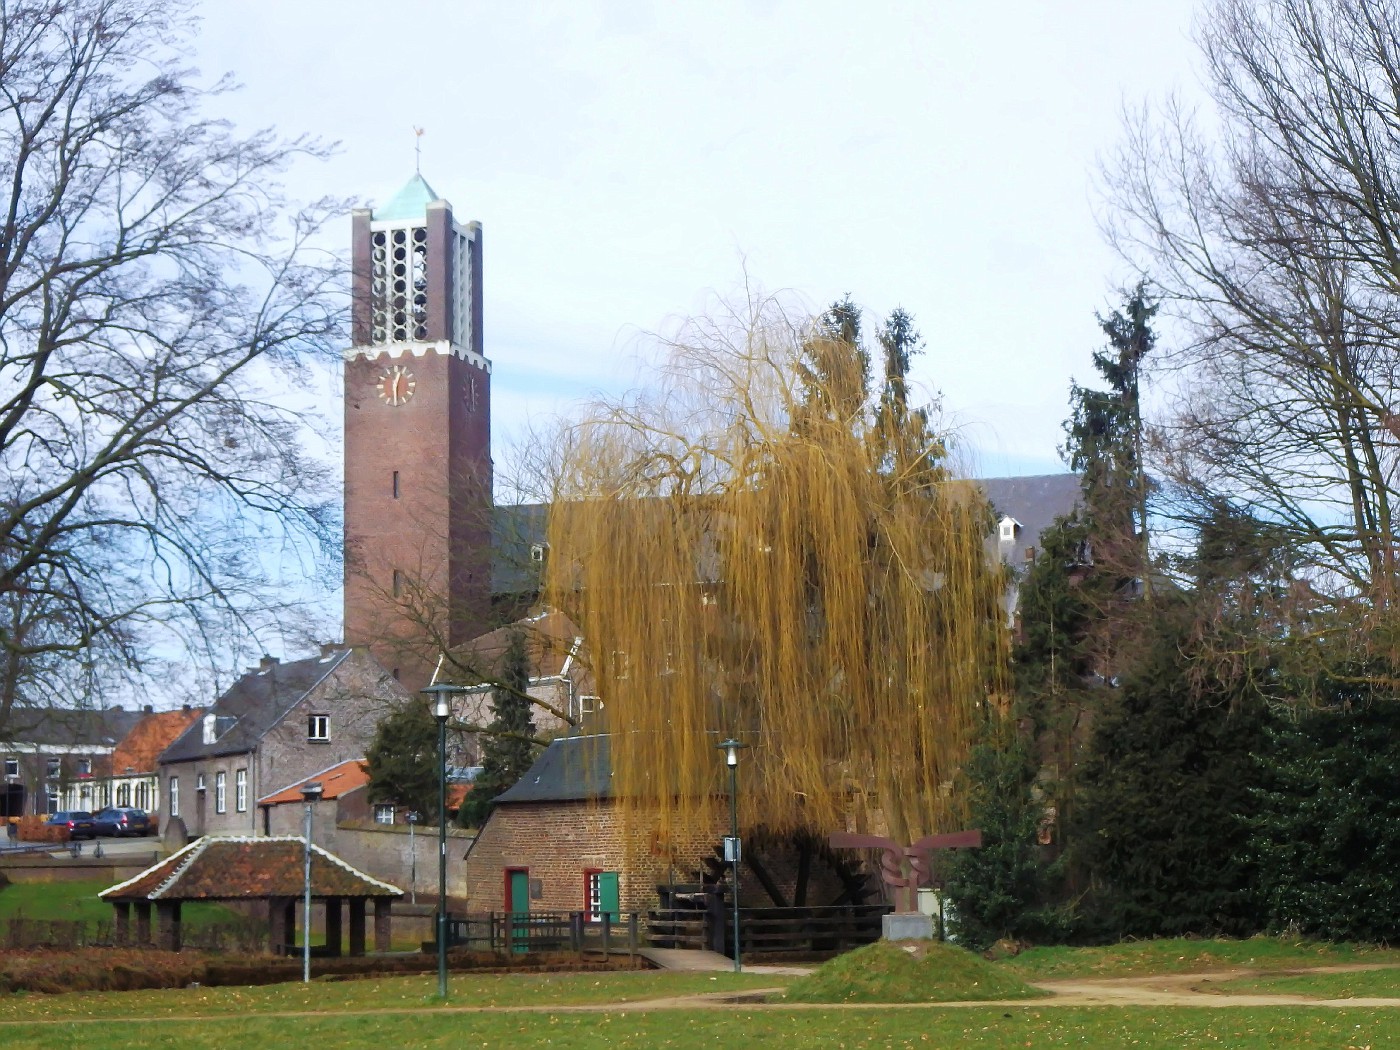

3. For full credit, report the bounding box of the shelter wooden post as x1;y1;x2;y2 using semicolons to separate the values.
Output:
112;901;130;946
268;897;290;955
134;901;152;946
324;896;343;957
373;897;392;952
348;898;367;956
156;901;182;951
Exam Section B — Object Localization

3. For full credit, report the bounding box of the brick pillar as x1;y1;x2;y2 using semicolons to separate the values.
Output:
112;902;130;946
324;897;343;957
373;898;392;953
348;898;367;956
156;901;182;951
134;901;152;946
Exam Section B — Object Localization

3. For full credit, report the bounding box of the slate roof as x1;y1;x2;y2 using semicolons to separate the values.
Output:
99;836;402;901
0;705;145;748
980;474;1082;564
110;709;204;774
494;734;612;804
159;651;351;763
258;759;370;806
488;475;1082;597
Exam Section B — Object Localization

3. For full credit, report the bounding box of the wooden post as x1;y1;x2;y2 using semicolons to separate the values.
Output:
373;898;392;953
112;902;130;947
268;897;288;955
348;898;367;956
569;911;582;954
602;911;611;956
156;901;182;951
134;901;152;946
283;900;297;955
324;897;343;957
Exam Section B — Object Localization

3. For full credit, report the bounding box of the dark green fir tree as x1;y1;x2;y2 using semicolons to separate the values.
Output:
458;629;540;828
364;699;442;823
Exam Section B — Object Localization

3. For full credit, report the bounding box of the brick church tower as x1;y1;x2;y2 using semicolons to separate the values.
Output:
343;175;492;690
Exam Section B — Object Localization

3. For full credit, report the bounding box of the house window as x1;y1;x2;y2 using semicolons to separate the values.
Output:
45;758;60;777
3;757;16;777
215;771;226;814
235;768;247;812
585;870;620;922
117;783;130;806
374;804;395;825
308;714;330;742
529;542;548;563
196;772;206;792
392;470;400;499
77;758;91;776
611;650;630;679
135;781;148;809
392;569;403;597
169;776;179;817
46;785;58;814
1024;545;1036;563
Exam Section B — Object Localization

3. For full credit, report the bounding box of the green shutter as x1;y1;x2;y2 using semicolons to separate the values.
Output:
598;871;620;920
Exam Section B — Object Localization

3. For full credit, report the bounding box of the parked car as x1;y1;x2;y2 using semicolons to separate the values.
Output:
92;807;153;837
45;811;96;839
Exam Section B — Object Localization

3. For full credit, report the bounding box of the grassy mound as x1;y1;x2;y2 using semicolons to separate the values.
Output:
781;939;1042;1004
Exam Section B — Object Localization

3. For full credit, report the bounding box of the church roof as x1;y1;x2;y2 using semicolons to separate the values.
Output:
373;173;440;222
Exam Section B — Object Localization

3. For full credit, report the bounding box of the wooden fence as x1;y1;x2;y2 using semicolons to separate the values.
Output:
2;915;268;953
443;911;641;957
647;903;889;955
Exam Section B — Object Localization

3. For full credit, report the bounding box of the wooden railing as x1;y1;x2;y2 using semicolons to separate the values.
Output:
443;911;640;956
647;903;889;955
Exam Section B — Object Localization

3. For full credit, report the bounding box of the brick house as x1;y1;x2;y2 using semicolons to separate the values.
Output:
462;735;724;917
69;706;204;817
435;610;595;764
156;647;409;839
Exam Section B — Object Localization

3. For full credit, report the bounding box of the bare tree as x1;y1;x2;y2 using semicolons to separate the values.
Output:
1103;0;1400;683
0;0;343;730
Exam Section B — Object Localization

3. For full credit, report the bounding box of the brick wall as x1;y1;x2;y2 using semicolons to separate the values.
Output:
462;800;726;914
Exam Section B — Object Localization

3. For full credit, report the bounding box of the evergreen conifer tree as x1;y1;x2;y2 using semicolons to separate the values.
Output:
458;629;539;828
364;699;442;822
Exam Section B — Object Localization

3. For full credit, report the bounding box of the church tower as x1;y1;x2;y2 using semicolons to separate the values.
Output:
343;175;492;690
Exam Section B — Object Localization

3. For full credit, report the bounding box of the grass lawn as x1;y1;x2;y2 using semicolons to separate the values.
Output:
783;939;1039;1003
0;970;789;1021
1210;966;1400;999
1;1006;1399;1050
1001;936;1400;980
0;879;238;928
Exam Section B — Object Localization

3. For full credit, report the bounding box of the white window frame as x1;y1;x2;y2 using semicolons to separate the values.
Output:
169;776;179;817
373;803;395;825
3;757;16;777
308;714;330;742
235;768;247;812
45;757;60;778
215;771;226;814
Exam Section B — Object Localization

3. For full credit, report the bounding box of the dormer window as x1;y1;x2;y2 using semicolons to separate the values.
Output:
999;516;1021;542
308;714;330;743
530;543;548;563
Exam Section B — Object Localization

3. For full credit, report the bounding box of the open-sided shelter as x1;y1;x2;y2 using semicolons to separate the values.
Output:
100;835;402;953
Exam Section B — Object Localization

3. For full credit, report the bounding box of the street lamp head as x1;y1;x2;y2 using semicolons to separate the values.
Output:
421;682;467;722
716;738;747;768
300;781;323;803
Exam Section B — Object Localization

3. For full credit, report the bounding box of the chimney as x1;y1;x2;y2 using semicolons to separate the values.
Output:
202;713;218;745
142;704;154;714
319;642;341;659
182;703;191;713
259;654;279;672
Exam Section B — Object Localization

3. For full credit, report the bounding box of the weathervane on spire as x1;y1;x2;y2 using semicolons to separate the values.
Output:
413;126;425;174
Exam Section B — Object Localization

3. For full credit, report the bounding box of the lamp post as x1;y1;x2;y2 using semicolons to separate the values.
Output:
715;738;747;973
406;810;420;905
422;683;468;1000
300;780;323;984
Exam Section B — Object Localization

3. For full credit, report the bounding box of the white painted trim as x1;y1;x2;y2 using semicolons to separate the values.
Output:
343;340;491;370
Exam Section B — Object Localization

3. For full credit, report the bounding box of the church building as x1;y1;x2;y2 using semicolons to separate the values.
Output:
343;175;493;691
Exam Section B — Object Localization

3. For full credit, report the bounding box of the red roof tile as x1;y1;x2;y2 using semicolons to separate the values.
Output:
258;760;370;805
100;837;402;901
111;709;204;774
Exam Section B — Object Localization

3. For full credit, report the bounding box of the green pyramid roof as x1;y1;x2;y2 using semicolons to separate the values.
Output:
373;173;439;222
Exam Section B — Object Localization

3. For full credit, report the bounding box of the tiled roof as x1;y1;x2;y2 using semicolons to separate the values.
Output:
495;734;612;804
100;836;402;901
259;759;370;805
439;610;583;684
159;651;350;763
111;709;204;774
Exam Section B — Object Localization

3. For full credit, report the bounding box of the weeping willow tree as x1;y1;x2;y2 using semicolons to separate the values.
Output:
542;296;1008;846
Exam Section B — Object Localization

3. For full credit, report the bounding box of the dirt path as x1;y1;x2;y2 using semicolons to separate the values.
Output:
4;963;1400;1025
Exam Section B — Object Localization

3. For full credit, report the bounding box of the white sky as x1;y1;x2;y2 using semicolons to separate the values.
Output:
195;0;1206;486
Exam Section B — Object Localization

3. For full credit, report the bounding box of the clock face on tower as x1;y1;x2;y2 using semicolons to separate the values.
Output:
377;364;416;406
